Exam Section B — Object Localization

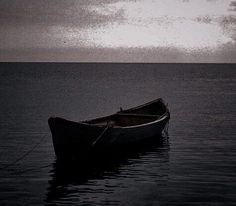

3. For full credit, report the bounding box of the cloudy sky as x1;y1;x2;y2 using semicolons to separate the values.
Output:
0;0;236;62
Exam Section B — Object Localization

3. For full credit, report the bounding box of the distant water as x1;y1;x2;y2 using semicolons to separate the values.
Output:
0;63;235;206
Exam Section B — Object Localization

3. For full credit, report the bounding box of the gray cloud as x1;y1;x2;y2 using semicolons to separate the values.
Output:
220;15;236;41
220;15;236;25
0;0;127;50
230;1;236;11
195;16;212;24
0;0;125;28
0;0;235;62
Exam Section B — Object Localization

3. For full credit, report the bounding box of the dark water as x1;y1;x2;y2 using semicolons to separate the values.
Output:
0;63;235;206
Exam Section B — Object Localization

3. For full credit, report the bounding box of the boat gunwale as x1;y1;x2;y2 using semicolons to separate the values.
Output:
80;98;170;129
50;98;170;129
116;98;163;113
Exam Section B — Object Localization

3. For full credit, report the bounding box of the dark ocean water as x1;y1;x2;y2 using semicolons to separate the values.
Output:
0;63;235;206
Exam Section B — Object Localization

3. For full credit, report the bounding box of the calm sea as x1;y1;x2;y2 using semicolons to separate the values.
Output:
0;63;235;206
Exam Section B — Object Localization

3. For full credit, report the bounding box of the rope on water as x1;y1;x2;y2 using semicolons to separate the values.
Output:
0;134;47;171
10;163;52;175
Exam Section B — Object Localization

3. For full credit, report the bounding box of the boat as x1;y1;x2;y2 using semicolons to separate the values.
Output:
48;98;170;159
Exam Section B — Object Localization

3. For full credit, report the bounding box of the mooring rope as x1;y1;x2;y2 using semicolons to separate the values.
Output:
164;120;169;138
0;134;47;171
10;163;52;175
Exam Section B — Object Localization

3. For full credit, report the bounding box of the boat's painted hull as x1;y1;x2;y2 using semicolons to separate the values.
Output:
48;113;170;159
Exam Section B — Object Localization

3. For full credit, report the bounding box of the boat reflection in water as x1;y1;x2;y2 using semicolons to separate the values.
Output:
45;136;170;206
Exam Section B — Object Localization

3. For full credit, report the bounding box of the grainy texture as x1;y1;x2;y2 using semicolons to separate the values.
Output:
0;63;235;205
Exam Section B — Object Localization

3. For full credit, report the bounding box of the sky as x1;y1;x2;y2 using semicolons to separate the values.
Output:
0;0;236;62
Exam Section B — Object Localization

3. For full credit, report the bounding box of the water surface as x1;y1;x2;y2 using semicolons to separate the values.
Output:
0;63;235;205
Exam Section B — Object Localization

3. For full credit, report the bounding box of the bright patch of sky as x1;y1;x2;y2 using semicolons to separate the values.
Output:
78;0;235;51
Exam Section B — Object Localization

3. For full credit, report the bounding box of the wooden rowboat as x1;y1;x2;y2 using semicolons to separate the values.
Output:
48;98;170;159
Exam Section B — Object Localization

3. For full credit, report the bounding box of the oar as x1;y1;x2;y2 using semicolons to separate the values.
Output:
91;122;111;147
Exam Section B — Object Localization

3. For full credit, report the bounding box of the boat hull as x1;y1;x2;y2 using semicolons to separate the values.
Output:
48;114;169;160
48;98;170;160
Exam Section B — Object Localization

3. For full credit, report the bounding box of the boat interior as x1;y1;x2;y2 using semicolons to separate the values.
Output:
84;100;167;127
